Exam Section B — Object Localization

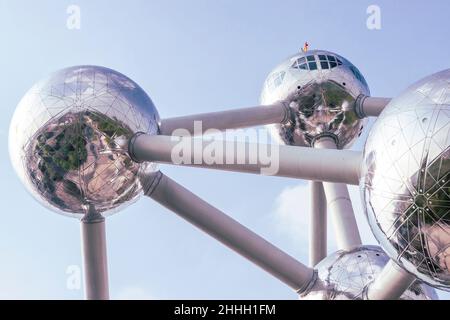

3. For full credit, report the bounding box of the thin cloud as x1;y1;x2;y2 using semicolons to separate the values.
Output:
272;183;377;253
272;182;311;245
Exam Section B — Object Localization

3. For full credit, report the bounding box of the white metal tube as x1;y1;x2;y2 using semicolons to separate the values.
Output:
80;215;109;300
366;260;415;300
360;97;391;117
130;134;362;185
160;102;288;136
145;172;315;293
309;181;327;267
314;137;362;250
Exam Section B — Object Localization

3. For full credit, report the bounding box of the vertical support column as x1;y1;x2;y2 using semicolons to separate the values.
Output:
309;181;327;266
80;210;110;300
314;137;362;251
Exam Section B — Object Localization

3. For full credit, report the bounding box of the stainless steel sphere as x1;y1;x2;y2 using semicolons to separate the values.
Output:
9;66;160;218
299;246;437;300
260;49;369;149
361;69;450;289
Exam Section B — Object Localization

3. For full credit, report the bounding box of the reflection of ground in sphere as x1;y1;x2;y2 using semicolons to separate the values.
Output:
299;246;437;300
260;50;369;149
361;69;450;289
9;66;160;218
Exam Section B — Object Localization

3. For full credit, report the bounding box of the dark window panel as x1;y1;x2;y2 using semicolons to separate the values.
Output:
321;61;329;69
309;62;317;70
307;55;316;62
318;55;327;61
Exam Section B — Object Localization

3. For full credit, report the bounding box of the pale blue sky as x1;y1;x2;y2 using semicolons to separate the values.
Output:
0;0;449;299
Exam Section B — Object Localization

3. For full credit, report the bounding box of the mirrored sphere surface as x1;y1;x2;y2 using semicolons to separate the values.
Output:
300;246;437;300
361;69;450;289
9;66;160;218
260;49;369;149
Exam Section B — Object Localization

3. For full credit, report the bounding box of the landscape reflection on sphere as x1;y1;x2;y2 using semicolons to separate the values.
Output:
361;69;450;289
260;50;369;149
9;66;160;218
299;246;437;300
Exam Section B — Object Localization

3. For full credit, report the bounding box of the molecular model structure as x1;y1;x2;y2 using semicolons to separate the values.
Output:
8;48;450;300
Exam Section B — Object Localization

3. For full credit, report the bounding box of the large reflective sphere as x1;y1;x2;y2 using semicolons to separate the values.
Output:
9;66;160;218
260;50;369;149
300;246;437;300
361;69;450;289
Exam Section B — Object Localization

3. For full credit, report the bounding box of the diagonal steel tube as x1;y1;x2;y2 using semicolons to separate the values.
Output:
160;102;289;136
142;171;315;293
366;260;416;300
129;134;362;185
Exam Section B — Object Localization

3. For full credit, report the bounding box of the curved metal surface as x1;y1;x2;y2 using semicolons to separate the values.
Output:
9;66;160;218
361;69;450;289
260;49;370;149
300;246;437;300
